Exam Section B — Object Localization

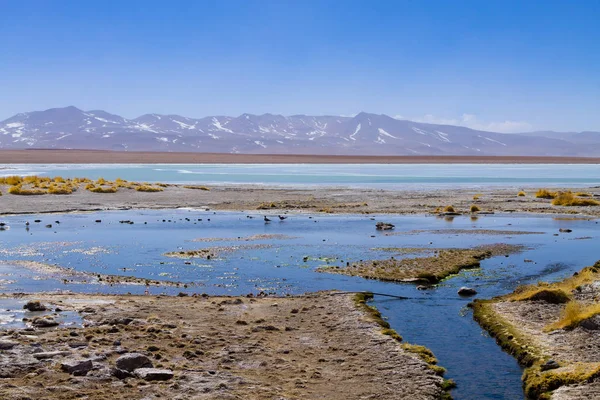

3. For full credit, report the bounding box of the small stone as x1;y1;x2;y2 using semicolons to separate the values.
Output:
60;359;93;376
134;368;174;381
540;360;560;371
115;353;153;372
375;222;395;230
559;228;573;233
457;287;478;296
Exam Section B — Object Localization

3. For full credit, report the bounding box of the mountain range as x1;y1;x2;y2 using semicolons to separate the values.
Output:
1;106;599;156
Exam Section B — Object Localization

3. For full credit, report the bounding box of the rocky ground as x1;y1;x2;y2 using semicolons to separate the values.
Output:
1;184;600;217
473;265;600;399
0;292;446;400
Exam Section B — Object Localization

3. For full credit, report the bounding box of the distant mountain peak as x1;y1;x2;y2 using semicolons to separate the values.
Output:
0;106;598;156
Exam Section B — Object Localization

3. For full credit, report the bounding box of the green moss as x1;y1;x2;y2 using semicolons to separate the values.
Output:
523;363;600;399
472;300;542;367
441;379;457;390
352;293;452;398
402;343;438;365
381;328;403;342
513;288;571;304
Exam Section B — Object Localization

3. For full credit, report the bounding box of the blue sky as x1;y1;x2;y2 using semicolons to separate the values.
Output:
1;0;598;132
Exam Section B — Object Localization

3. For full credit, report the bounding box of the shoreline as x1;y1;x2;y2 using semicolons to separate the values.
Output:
2;149;600;164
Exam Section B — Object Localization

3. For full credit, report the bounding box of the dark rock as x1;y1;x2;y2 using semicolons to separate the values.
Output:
375;222;395;230
32;316;59;327
457;287;478;296
416;285;429;291
68;341;88;349
115;353;153;372
111;368;133;379
134;368;174;381
252;325;280;332
0;340;18;350
102;317;133;326
23;300;46;312
579;315;600;330
559;228;573;233
60;359;93;376
540;360;560;371
33;351;71;359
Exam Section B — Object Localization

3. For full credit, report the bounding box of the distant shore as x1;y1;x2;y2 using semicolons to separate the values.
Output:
1;181;599;217
1;149;600;164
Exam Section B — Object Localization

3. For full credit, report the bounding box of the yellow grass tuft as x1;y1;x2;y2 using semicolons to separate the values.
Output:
551;191;600;206
135;185;164;192
88;185;118;193
546;301;600;331
183;185;210;191
472;194;481;200
518;191;526;197
8;184;46;195
536;189;558;199
443;205;456;213
575;192;592;197
470;204;480;213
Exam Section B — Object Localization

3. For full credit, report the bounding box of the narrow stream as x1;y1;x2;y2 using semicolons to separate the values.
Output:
1;210;598;399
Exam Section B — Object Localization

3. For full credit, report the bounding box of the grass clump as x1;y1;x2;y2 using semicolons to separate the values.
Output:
523;363;600;400
518;191;526;197
8;185;46;195
381;328;402;342
183;185;210;191
472;300;542;366
575;192;592;197
551;191;600;206
136;185;164;192
510;287;571;304
88;185;118;193
0;176;23;186
443;205;456;213
402;343;437;365
470;204;480;213
536;189;558;199
545;301;600;331
473;194;481;200
352;292;390;329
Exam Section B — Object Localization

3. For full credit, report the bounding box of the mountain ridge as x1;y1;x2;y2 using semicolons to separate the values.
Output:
1;106;598;156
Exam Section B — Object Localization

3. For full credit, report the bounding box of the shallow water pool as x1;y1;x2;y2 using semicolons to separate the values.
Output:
1;210;598;399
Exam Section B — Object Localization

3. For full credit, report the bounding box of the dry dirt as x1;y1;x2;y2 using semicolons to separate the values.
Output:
0;292;445;400
1;183;600;218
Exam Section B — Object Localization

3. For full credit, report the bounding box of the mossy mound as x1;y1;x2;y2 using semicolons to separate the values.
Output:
520;288;571;304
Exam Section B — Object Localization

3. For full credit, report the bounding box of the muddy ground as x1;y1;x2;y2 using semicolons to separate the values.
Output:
0;292;446;400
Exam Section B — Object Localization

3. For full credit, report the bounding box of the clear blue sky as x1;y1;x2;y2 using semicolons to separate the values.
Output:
1;0;599;132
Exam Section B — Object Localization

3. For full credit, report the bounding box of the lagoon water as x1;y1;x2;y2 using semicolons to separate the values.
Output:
1;210;599;399
2;163;600;189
